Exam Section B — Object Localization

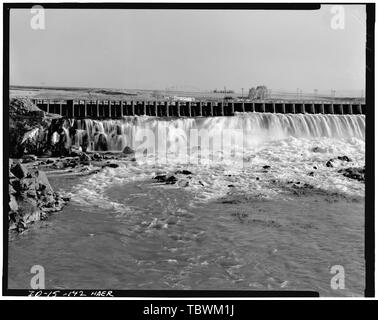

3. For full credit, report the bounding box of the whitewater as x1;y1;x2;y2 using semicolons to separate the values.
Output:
9;113;365;296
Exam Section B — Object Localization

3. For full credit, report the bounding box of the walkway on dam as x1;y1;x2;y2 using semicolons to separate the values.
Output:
32;99;366;118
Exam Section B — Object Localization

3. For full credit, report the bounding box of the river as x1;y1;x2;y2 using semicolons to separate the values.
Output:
8;113;365;296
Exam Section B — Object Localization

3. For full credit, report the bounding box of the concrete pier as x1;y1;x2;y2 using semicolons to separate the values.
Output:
32;99;366;118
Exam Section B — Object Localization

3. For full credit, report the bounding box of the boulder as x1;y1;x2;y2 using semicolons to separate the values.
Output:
17;197;40;221
102;163;119;168
10;162;29;179
22;154;37;163
337;155;352;162
175;170;192;175
70;145;82;157
52;131;70;156
122;146;135;155
9;184;17;195
326;160;334;168
338;167;365;182
16;220;27;232
9;195;18;212
80;152;91;162
153;174;177;184
165;176;177;184
42;150;53;157
36;170;53;194
52;161;66;169
311;146;326;153
153;175;168;183
20;177;37;193
8;162;69;232
9;98;61;158
91;153;103;161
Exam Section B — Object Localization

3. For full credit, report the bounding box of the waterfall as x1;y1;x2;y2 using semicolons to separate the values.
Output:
60;113;365;154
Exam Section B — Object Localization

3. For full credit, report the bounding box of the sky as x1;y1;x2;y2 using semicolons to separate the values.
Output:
10;5;366;93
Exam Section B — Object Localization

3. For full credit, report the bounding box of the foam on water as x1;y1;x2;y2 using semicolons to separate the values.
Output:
68;113;365;212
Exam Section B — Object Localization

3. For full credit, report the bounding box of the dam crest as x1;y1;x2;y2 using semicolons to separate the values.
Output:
32;99;366;118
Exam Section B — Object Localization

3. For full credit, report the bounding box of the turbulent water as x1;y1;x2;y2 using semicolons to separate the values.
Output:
9;113;365;296
70;112;365;152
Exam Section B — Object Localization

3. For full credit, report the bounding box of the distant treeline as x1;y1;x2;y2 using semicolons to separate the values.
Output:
248;86;269;100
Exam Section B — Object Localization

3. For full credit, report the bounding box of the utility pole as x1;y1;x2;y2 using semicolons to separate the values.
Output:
241;88;244;99
314;89;318;99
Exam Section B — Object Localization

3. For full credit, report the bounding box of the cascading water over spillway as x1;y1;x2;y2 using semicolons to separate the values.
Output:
59;113;365;154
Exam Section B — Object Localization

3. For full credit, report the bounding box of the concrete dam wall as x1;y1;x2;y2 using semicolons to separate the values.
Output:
32;99;366;118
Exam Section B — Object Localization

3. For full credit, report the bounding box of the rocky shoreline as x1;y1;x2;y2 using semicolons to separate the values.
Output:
7;97;137;233
8;150;137;233
8;160;70;232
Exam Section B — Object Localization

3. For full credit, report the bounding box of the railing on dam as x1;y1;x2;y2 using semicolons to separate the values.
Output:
32;99;366;118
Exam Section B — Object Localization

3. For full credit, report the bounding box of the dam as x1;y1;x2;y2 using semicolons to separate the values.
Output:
32;99;366;118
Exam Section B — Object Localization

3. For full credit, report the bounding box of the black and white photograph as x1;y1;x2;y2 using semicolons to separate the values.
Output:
3;2;374;300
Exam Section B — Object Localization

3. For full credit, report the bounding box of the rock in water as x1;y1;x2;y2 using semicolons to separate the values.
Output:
153;175;168;183
165;176;177;184
80;152;91;162
175;170;192;175
122;146;135;155
338;167;365;182
153;174;177;184
102;163;119;168
91;153;103;161
326;160;334;168
21;154;37;163
337;155;352;162
70;145;82;157
311;146;326;153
